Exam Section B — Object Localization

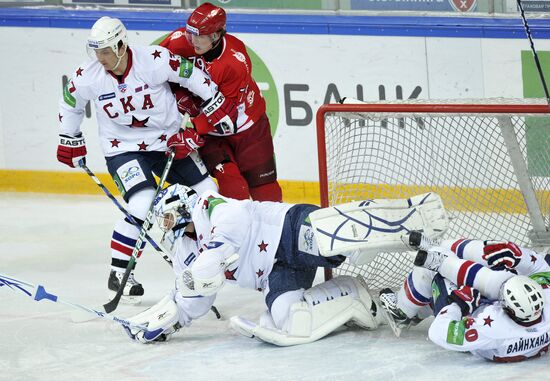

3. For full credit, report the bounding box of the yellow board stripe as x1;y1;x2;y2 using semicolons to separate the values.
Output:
0;170;321;204
1;170;547;213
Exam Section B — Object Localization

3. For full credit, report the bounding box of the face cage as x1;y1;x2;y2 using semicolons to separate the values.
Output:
156;206;191;233
503;304;542;324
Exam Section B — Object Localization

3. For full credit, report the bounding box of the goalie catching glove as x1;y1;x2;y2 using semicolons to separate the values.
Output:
193;92;238;135
124;294;181;344
57;133;86;168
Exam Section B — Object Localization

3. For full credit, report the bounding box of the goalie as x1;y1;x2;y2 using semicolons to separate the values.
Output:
123;184;395;346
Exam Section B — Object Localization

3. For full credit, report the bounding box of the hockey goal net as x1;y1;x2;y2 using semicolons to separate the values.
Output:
317;99;550;292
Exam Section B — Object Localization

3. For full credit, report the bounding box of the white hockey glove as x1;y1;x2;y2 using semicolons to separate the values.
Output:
124;294;181;344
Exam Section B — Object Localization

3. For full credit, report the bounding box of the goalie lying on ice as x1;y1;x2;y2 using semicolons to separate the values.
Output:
124;184;404;346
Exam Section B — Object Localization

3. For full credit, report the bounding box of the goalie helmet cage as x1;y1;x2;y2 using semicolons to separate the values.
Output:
316;99;550;292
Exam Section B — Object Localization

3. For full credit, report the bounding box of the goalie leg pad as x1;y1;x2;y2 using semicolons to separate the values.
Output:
125;294;181;344
310;192;449;263
230;276;380;346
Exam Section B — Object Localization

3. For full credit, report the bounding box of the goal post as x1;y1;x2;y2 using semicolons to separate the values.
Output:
316;99;550;290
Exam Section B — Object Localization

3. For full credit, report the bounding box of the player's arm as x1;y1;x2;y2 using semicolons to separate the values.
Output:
125;235;216;343
57;70;94;168
153;48;237;135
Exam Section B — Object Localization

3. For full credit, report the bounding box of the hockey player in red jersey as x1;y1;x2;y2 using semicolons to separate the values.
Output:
159;2;283;202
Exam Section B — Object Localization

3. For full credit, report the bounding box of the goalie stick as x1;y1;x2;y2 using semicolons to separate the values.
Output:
0;272;159;334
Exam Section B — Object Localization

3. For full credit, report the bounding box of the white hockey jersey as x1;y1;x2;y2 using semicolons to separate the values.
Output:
429;288;550;362
168;191;293;326
58;45;218;157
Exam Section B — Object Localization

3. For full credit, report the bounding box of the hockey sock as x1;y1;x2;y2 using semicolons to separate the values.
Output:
213;161;249;200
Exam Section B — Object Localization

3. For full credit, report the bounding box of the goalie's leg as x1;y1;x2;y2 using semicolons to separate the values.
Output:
230;276;383;346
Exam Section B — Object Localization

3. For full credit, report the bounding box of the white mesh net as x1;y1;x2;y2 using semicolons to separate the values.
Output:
318;99;550;292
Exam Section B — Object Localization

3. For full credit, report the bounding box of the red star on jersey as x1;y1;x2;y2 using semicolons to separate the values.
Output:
483;315;494;327
152;50;161;59
440;309;448;315
127;116;150;128
203;77;211;86
258;241;268;252
225;268;237;281
159;134;167;142
256;269;264;277
531;254;538;263
110;139;121;148
58;113;63;122
137;141;148;151
76;67;84;77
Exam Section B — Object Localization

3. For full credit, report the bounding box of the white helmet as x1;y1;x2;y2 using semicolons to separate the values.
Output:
87;16;128;57
153;184;198;236
500;275;545;323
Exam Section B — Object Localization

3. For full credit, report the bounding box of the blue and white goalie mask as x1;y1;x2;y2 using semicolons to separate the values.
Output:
154;184;198;235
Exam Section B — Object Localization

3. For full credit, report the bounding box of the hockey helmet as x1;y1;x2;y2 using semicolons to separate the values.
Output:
87;17;128;57
500;275;545;323
186;2;226;36
154;184;198;233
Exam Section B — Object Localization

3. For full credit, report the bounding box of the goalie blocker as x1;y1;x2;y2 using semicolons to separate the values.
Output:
310;192;449;265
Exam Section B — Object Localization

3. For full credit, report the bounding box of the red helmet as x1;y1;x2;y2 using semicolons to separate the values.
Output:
186;2;226;36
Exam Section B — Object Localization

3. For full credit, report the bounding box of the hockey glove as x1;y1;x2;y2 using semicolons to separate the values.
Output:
482;240;522;270
448;285;481;316
193;92;238;135
124;294;181;344
173;86;202;117
57;133;87;168
167;128;205;160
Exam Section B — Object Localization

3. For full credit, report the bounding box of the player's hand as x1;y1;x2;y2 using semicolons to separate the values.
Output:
482;240;522;270
173;86;202;117
57;133;87;168
448;285;481;316
167;128;205;160
193;92;238;135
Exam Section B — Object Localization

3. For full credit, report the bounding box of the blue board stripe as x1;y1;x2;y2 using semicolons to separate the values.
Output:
2;8;550;38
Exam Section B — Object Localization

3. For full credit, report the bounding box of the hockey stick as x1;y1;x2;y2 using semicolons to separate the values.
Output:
103;150;176;314
0;272;160;335
79;163;173;266
517;0;550;105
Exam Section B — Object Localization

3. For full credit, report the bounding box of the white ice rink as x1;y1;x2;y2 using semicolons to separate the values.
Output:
1;193;548;381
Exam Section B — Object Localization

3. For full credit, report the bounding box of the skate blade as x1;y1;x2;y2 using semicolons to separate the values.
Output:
107;290;142;305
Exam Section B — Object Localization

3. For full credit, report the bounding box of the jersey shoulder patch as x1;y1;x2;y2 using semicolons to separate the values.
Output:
207;196;227;217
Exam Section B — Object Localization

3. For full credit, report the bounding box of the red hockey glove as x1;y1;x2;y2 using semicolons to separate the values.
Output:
448;285;481;316
172;86;202;117
167;128;205;160
482;240;522;270
193;92;238;135
57;133;87;168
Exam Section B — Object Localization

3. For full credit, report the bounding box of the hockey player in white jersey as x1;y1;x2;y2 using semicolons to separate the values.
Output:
122;184;384;346
380;232;550;362
57;17;237;302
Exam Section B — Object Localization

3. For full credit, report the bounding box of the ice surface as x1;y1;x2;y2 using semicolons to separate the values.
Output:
1;193;547;381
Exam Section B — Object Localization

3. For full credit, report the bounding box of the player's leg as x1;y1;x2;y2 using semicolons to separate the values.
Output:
161;150;217;195
231;264;381;346
198;136;250;200
106;152;162;303
236;114;282;202
379;266;434;336
415;248;514;300
440;238;550;274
